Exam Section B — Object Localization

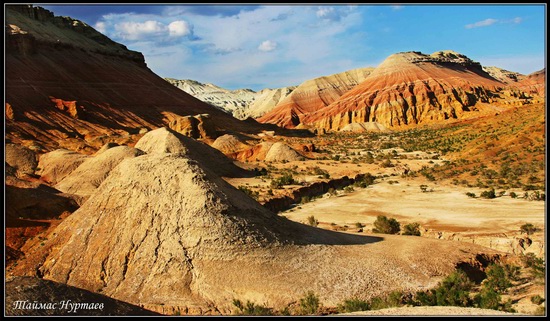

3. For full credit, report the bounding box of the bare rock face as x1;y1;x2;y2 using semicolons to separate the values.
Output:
340;122;389;133
5;276;160;316
483;66;524;84
5;143;38;176
516;68;545;97
54;146;145;197
257;67;374;128
37;149;90;185
211;134;250;154
168;114;217;139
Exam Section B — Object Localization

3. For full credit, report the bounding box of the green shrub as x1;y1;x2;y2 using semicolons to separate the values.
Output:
480;188;496;199
509;191;517;198
232;299;273;316
306;216;319;227
270;173;295;188
521;253;545;279
238;186;259;200
475;287;501;310
484;264;512;293
434;270;473;307
372;215;400;234
531;295;545;305
466;192;476;198
337;298;370;313
503;264;521;281
299;291;320;315
402;223;421;236
520;223;538;235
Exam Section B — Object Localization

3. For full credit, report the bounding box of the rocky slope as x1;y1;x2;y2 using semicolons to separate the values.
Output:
11;127;504;315
257;67;374;127
165;78;295;120
5;5;270;154
482;66;524;84
259;50;542;131
516;68;545;97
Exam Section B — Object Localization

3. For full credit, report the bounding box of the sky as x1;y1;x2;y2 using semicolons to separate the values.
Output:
38;4;546;91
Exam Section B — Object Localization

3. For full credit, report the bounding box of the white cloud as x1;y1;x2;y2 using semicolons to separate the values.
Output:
316;6;355;22
115;20;166;40
465;18;498;29
258;40;277;52
168;20;192;37
95;21;106;34
465;17;524;29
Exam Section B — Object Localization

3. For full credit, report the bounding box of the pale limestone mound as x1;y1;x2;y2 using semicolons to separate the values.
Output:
37;149;90;185
340;122;389;133
264;142;304;162
135;127;247;177
211;134;250;154
54;146;145;197
5;143;38;175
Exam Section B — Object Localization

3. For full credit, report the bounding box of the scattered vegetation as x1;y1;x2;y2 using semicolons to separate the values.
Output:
337;298;370;313
232;299;273;316
520;223;538;235
306;215;319;227
270;173;296;189
299;291;320;315
372;215;400;235
238;186;259;200
402;222;421;236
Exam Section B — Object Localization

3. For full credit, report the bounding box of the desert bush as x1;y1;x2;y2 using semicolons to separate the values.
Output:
238;186;259;200
509;191;517;198
413;270;473;307
299;291;320;315
354;173;375;188
270;173;295;188
521;253;545;279
531;295;545;305
480;188;496;199
337;298;370;313
520;223;538;235
232;299;273;316
372;215;400;234
484;264;512;293
434;270;473;307
475;287;501;310
503;264;521;281
306;215;318;227
355;222;364;228
466;192;476;198
402;223;421;236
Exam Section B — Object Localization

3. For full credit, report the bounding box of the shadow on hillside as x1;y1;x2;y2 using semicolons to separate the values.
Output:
279;218;384;246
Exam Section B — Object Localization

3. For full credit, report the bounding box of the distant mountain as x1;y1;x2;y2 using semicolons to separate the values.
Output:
164;78;296;120
257;67;374;127
258;50;543;131
482;66;524;84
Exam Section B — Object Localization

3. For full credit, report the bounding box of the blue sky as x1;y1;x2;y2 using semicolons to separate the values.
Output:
39;4;546;91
